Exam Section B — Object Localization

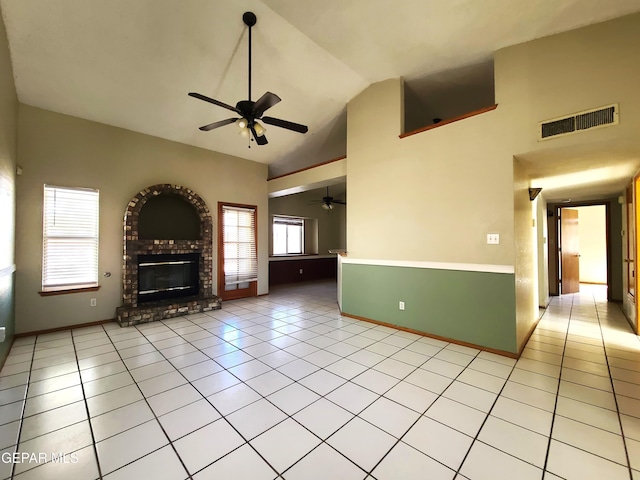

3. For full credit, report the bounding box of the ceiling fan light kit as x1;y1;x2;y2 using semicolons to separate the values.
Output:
188;11;308;146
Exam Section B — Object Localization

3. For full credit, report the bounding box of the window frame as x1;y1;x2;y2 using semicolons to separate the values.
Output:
272;215;305;256
40;184;100;294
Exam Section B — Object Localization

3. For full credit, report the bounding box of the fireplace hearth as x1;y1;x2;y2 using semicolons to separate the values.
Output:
116;184;221;326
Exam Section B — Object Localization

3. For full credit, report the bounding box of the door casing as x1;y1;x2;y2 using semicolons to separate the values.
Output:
547;201;611;300
217;202;258;301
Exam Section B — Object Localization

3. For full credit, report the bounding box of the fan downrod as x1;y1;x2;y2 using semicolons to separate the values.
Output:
243;12;257;27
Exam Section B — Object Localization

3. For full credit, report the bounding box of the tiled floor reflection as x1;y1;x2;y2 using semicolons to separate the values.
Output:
0;281;639;479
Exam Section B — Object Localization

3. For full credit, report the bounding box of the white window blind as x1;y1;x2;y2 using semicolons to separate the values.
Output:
273;216;303;255
222;205;257;286
42;185;99;290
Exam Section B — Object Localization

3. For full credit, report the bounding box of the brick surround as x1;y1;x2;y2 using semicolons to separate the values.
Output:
116;184;221;326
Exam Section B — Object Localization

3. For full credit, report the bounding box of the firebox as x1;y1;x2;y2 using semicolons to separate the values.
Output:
137;253;199;303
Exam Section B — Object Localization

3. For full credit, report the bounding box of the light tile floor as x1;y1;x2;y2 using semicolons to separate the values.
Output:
0;281;639;479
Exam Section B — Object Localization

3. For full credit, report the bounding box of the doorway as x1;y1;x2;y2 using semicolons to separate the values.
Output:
217;202;258;301
548;202;612;300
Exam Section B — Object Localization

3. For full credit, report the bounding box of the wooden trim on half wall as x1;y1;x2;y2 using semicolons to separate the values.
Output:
399;104;498;139
267;156;346;181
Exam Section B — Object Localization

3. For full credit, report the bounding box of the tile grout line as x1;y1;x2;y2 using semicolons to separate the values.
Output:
12;284;633;479
152;309;400;477
362;349;486;478
551;298;640;470
540;293;574;476
69;329;104;480
152;301;458;477
594;297;634;480
130;319;281;479
166;295;513;478
97;323;195;480
450;352;520;477
3;304;520;476
8;337;36;480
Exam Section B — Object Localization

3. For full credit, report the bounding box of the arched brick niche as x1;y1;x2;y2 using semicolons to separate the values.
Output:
116;184;220;326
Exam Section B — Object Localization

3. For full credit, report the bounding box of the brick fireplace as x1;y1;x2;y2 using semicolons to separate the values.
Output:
116;184;221;326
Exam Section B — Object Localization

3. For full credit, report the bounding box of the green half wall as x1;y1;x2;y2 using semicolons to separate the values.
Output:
342;263;517;354
0;269;15;365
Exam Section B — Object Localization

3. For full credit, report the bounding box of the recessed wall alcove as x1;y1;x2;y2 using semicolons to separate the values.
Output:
115;184;221;326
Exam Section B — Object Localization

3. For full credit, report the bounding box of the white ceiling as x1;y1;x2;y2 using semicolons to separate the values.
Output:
2;0;640;179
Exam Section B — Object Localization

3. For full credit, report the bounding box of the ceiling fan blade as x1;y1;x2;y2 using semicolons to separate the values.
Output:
333;200;347;205
188;92;240;114
250;125;268;145
253;92;281;116
262;116;309;134
199;118;238;131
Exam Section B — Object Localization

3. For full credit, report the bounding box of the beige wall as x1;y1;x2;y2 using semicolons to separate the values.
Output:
15;105;268;333
513;159;537;350
496;14;640;154
500;15;640;332
576;205;607;284
347;78;516;266
536;193;549;307
269;190;346;255
344;15;640;349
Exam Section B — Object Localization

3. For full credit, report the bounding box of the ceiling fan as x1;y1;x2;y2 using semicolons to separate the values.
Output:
310;187;346;210
188;12;308;146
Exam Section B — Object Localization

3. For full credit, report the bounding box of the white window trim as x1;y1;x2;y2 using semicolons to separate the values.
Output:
272;215;305;255
41;185;100;292
222;204;258;286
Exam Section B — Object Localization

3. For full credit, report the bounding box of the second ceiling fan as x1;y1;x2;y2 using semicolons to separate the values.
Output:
189;12;308;146
310;186;346;210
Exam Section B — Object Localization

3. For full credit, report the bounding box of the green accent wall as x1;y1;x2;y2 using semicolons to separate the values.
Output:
342;263;517;353
0;2;17;366
0;270;15;363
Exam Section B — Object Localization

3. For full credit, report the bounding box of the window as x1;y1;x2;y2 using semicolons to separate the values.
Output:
42;185;99;292
219;204;257;298
272;216;304;255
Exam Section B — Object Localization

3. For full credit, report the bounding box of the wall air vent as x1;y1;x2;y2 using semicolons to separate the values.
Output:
538;103;618;141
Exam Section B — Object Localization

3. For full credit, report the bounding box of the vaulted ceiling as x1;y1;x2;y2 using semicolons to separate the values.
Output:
2;0;640;177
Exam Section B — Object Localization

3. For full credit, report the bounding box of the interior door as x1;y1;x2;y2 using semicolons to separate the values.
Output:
561;208;580;294
634;177;640;334
626;185;635;300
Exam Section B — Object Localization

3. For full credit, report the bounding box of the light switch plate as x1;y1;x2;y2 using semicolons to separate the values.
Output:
487;233;500;245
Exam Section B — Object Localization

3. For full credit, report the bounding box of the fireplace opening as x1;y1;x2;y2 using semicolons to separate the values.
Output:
138;194;201;240
138;253;200;303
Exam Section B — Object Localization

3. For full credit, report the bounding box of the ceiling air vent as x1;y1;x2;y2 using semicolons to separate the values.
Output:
538;103;618;141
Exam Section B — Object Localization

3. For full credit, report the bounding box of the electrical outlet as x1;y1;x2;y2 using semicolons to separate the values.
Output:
90;298;97;307
399;301;405;311
299;269;303;274
486;233;500;245
0;327;5;342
